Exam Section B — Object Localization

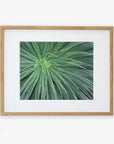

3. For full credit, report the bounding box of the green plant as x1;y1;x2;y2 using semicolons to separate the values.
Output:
20;42;93;100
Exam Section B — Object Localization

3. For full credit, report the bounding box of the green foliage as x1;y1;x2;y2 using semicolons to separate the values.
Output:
20;42;93;100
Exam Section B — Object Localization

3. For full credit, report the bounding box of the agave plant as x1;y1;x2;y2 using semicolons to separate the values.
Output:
20;42;93;100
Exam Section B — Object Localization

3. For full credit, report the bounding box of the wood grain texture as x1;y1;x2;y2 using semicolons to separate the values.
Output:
0;26;113;116
0;112;113;116
1;26;113;30
110;27;113;115
1;26;4;115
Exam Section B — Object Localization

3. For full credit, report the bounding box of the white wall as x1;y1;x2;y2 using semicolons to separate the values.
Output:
0;0;114;144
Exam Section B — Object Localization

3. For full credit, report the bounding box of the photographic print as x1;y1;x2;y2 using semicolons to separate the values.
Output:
20;42;93;100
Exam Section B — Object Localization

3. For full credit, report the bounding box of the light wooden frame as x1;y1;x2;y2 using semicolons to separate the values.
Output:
0;26;113;116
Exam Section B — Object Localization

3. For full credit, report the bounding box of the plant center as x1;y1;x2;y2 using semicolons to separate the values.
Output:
38;58;51;72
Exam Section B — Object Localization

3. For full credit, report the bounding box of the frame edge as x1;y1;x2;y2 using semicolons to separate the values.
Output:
1;26;5;115
110;27;113;115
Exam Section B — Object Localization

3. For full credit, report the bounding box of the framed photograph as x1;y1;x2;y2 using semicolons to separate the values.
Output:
0;26;113;115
